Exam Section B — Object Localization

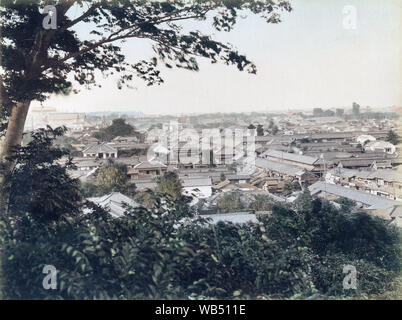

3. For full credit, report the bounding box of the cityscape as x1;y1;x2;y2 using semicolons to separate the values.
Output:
0;0;401;305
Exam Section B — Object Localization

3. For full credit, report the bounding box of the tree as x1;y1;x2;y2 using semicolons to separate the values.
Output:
335;108;344;117
4;126;82;222
386;129;400;145
256;124;264;136
0;0;292;207
96;160;133;195
282;181;301;197
155;171;183;200
216;191;243;213
271;124;279;135
93;118;134;141
250;194;272;211
293;187;313;213
313;108;323;117
323;109;335;117
352;102;360;117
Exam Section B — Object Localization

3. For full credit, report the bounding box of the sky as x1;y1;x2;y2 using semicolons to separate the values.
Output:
31;0;402;115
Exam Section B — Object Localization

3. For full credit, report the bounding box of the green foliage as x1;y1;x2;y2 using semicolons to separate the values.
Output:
5;126;82;222
155;172;183;200
80;182;99;198
256;124;264;136
313;108;323;117
216;192;243;213
53;135;82;156
353;102;360;117
118;148;147;157
93;119;135;141
271;124;279;135
313;108;335;117
250;194;272;211
267;118;278;135
282;182;301;196
96;160;128;192
1;1;292;105
336;108;344;117
386;129;400;145
334;197;356;212
80;159;135;197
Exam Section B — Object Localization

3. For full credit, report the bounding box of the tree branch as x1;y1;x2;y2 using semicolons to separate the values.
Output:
59;1;102;31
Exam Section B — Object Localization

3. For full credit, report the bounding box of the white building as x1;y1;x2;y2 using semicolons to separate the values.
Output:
364;141;396;154
86;192;140;218
356;134;376;145
181;177;212;205
82;142;118;159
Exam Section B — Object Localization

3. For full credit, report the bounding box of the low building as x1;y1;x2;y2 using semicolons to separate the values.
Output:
83;142;118;159
260;149;319;171
335;159;394;169
253;157;316;187
127;160;167;180
356;134;376;145
364;141;396;154
86;192;140;218
309;181;400;221
181;177;213;199
325;167;402;200
113;136;139;144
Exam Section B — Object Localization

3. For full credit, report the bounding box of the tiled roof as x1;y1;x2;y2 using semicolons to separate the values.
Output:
262;149;318;165
134;160;167;169
255;158;306;176
87;192;140;218
83;142;117;154
309;181;399;209
328;168;402;182
181;177;212;187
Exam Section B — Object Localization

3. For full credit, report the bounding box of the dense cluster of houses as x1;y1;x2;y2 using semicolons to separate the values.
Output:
55;110;402;227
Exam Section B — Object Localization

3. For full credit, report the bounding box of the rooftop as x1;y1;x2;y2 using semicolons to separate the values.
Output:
83;142;117;154
328;168;402;182
255;158;306;176
262;149;318;165
87;192;140;218
309;181;399;210
181;177;212;187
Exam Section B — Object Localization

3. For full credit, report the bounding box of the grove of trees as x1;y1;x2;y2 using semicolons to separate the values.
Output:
93;118;139;142
386;129;400;146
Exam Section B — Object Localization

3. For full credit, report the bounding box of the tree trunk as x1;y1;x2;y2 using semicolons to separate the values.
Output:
0;100;30;299
0;100;31;213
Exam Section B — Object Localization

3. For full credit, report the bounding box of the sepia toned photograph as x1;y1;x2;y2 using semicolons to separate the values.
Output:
0;0;401;305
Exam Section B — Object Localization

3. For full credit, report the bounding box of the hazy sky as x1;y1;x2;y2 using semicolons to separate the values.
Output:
31;0;402;115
